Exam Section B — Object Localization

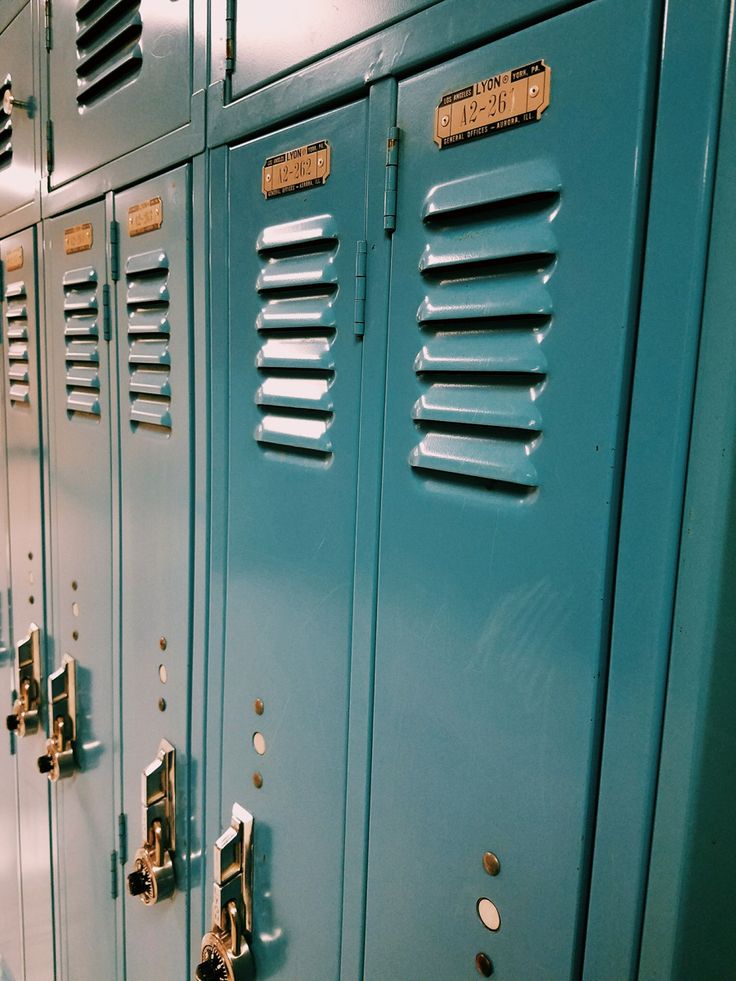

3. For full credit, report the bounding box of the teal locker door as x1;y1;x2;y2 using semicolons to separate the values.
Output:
221;100;368;979
114;167;193;981
44;204;119;981
0;4;38;224
1;227;53;981
47;0;192;189
226;0;439;99
364;2;656;978
0;243;22;981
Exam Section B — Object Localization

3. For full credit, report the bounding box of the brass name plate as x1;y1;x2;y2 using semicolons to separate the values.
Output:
64;222;94;255
6;246;23;271
434;60;551;149
262;141;330;198
128;197;163;237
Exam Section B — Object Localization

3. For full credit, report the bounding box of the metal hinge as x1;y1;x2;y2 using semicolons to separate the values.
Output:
118;813;128;866
354;240;367;336
384;126;400;233
102;283;111;340
0;260;4;298
110;850;118;899
44;0;52;50
46;120;54;175
225;0;235;74
109;221;120;282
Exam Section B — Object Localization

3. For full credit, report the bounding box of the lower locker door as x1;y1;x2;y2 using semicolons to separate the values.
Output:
364;1;656;978
0;264;22;981
2;227;54;981
115;166;194;981
220;99;368;980
44;203;118;981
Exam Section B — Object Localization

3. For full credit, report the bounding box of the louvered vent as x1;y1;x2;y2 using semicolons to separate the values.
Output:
126;249;171;432
5;280;30;405
0;76;12;170
410;162;560;493
75;0;143;108
254;214;338;456
63;266;101;417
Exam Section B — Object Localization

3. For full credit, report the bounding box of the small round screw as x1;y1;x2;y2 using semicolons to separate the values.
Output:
254;698;264;716
530;85;539;97
159;637;167;651
158;698;167;712
441;114;449;126
252;772;263;789
483;852;500;876
476;953;494;977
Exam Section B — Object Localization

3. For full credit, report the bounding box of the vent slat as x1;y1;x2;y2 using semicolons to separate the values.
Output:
410;163;560;491
415;331;547;375
256;336;334;371
127;250;171;432
8;342;29;360
4;273;29;405
62;266;97;287
257;296;336;331
257;214;338;252
7;324;28;340
5;282;26;299
75;0;142;108
8;363;29;382
413;383;543;431
0;79;12;170
66;390;101;416
64;316;99;338
66;365;100;389
66;340;99;363
256;252;338;293
256;376;334;412
63;266;102;417
6;304;28;320
255;414;332;454
9;383;29;403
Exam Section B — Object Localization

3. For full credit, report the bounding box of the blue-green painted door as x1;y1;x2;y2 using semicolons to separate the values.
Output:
114;166;194;981
1;226;53;981
221;99;368;980
364;1;656;978
43;202;119;981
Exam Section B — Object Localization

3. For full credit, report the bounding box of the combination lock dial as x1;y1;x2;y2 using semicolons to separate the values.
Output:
196;934;237;981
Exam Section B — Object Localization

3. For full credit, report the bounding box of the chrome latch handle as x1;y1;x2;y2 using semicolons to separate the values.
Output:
37;654;77;781
127;739;177;905
6;624;42;737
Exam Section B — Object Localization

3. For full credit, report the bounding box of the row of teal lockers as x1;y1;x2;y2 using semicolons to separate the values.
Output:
1;1;735;979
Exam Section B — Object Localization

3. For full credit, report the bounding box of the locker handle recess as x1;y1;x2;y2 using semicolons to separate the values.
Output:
6;623;42;736
195;803;255;981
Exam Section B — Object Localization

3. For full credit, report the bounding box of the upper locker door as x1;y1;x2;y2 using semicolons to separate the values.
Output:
364;2;656;979
0;4;39;227
43;203;119;981
48;0;192;189
0;238;22;981
220;101;368;979
226;0;439;99
115;167;193;981
1;227;54;981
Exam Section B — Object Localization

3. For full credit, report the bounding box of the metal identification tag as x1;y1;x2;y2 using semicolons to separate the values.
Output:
64;223;94;255
128;197;164;237
434;60;551;149
5;246;23;271
262;141;330;198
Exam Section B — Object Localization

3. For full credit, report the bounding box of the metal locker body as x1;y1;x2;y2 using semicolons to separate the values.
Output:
0;3;40;233
115;166;194;980
217;100;369;979
0;241;23;981
363;1;656;977
1;226;53;981
218;0;440;100
43;203;119;981
47;0;193;190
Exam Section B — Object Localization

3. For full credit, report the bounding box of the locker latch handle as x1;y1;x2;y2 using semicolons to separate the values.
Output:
6;623;42;737
127;739;177;905
1;83;35;118
37;654;77;781
195;803;256;981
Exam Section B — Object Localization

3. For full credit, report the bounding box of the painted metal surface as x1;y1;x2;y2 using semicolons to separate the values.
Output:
363;1;657;977
582;2;730;977
114;166;194;981
218;100;368;981
0;237;23;981
0;4;41;234
1;225;54;981
47;0;192;190
638;10;736;975
43;202;119;981
217;0;439;100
